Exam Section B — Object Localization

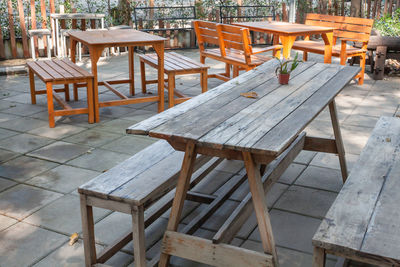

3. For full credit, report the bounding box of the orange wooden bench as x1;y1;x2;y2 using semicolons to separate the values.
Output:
27;59;94;127
216;24;282;77
193;20;232;82
139;52;209;108
292;14;374;85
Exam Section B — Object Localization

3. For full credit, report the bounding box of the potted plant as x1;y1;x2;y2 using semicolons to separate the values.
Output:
275;53;301;85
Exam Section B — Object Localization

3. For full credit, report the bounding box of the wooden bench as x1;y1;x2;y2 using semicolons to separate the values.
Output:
138;52;209;108
78;140;224;267
217;24;282;77
193;20;232;82
27;59;94;128
292;14;374;85
312;116;400;267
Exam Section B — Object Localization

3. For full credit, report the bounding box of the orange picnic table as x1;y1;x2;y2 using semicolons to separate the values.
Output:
69;29;166;122
234;21;335;62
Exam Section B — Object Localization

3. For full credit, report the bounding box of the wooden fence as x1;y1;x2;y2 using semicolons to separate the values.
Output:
0;0;399;60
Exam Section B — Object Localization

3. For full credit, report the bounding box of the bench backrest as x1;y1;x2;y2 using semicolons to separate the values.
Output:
194;20;220;52
217;24;254;64
305;13;374;43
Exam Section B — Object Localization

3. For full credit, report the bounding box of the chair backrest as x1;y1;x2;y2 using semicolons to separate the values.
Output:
305;13;374;43
217;24;253;64
193;20;220;52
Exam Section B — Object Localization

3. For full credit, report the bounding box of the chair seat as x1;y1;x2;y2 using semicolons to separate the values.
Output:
28;29;51;37
225;49;273;66
202;48;222;58
292;40;367;56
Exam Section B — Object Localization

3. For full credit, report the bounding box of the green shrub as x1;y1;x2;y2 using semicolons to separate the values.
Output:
373;8;400;37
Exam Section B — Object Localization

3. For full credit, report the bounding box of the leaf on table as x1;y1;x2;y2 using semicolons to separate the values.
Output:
386;137;391;142
240;92;258;99
69;232;79;246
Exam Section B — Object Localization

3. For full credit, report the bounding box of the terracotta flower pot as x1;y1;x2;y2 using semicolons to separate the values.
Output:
278;73;290;84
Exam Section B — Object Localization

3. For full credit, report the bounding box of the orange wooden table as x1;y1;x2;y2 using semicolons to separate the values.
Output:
234;21;334;63
69;29;166;122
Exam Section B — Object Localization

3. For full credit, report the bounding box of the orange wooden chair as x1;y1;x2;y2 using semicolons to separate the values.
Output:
217;24;282;77
292;14;374;85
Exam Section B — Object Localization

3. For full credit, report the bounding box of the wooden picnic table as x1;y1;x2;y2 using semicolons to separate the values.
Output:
233;21;334;62
69;29;166;122
127;60;360;266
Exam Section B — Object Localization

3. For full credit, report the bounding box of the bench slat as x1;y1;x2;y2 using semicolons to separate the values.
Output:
313;116;400;263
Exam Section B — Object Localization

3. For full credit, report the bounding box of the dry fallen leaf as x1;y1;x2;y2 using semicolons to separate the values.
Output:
69;232;79;246
386;137;391;142
240;92;258;99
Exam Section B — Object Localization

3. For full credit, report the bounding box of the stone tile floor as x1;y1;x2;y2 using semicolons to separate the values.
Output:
0;49;399;267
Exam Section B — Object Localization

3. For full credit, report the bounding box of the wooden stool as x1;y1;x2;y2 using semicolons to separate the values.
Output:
27;59;94;128
139;52;209;108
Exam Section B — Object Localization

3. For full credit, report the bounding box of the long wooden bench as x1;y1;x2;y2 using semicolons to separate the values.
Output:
27;59;94;127
78;140;227;267
312;116;400;267
292;14;374;85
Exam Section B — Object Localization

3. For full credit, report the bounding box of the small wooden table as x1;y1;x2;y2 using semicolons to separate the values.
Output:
69;29;166;122
127;61;360;266
234;21;334;62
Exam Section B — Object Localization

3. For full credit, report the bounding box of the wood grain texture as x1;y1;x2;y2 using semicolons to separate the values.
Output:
313;116;400;266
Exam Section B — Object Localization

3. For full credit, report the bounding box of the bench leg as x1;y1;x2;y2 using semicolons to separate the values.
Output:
73;84;79;101
140;59;147;94
159;141;198;267
64;84;70;102
46;82;55;128
87;78;94;124
312;247;326;267
168;73;175;108
80;195;97;267
132;206;146;267
303;51;308;61
201;70;208;93
329;99;348;182
233;66;239;77
29;68;36;104
358;53;366;85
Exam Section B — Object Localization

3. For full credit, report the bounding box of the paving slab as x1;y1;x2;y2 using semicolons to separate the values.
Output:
33;240;134;267
0;155;59;181
295;165;343;192
0;177;17;193
278;163;307;185
26;165;100;194
100;135;157;155
24;194;110;235
120;108;157;121
309;152;359;171
0;148;20;163
0;128;19;140
66;148;131;172
293;150;316;165
63;129;121;147
28;124;87;139
0;116;49;132
0;222;68;267
0;214;18;232
0;133;53;154
343;114;381;128
249;209;322;254
91;118;139;134
27;141;90;163
0;184;62;220
2;102;47;116
275;185;338;218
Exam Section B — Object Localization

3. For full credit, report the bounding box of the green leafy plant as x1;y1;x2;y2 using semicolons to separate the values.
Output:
373;8;400;37
275;53;301;75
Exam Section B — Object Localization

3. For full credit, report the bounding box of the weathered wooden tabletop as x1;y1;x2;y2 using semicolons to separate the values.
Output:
127;60;360;157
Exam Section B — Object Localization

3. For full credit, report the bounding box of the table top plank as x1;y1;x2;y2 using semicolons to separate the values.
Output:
253;65;360;155
68;29;165;46
233;21;334;35
126;61;280;136
313;116;400;261
204;63;333;151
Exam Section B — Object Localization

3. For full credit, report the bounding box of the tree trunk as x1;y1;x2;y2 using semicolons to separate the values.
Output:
350;0;363;17
118;0;132;25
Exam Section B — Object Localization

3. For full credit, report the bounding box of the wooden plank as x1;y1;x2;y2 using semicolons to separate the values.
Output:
0;21;5;59
103;82;129;100
252;66;360;155
27;62;54;81
162;231;273;267
149;62;315;144
313;117;400;260
7;0;17;58
17;0;30;58
303;136;338;154
35;61;64;80
43;60;75;79
39;0;48;51
30;0;39;57
126;60;281;135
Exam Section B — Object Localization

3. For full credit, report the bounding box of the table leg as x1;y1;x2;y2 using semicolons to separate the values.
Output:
321;32;333;64
328;99;348;182
89;46;104;123
312;247;326;267
242;151;278;266
153;43;165;113
273;34;281;58
159;141;198;267
70;38;79;101
128;46;135;96
279;35;297;59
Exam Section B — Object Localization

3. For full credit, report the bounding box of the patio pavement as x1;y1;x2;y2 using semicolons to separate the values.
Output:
0;49;399;267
